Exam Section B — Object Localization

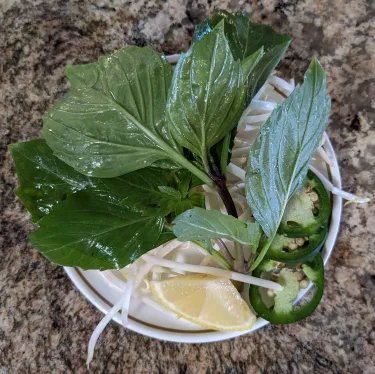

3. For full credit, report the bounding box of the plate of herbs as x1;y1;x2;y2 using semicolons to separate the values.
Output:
9;10;370;366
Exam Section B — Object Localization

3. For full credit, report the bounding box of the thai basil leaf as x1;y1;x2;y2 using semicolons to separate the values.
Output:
166;21;247;167
241;47;264;78
208;48;264;175
246;59;331;269
42;46;183;178
194;11;291;102
232;12;291;59
227;11;292;100
111;170;204;217
194;10;243;58
9;139;93;222
246;42;291;102
29;191;163;269
173;207;262;247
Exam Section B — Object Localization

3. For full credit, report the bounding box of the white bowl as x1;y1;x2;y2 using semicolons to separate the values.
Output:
64;55;342;343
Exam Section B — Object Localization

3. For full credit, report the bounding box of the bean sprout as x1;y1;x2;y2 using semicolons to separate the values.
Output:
309;165;371;203
143;254;283;291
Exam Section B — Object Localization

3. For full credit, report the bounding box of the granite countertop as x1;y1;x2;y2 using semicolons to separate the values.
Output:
1;0;374;373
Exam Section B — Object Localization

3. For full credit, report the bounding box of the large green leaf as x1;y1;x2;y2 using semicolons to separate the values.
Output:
29;191;163;269
9;139;93;222
9;139;197;221
166;21;247;167
194;10;291;102
246;59;331;269
246;40;291;102
93;169;172;216
42;46;184;178
154;230;176;247
173;207;262;247
194;10;243;58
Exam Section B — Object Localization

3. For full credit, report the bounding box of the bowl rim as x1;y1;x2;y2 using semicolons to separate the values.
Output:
64;54;343;343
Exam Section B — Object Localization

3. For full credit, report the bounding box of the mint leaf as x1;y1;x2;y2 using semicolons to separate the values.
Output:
167;21;247;167
246;59;331;269
173;207;261;247
42;46;183;178
193;11;291;101
30;191;163;269
9;140;93;222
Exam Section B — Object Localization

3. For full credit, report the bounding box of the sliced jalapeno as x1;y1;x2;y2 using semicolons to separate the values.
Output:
265;224;327;263
249;254;324;324
277;170;331;237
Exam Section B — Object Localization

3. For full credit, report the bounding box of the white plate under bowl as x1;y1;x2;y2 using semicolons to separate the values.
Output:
64;55;343;343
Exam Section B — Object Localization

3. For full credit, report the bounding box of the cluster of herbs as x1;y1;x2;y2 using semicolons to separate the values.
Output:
10;11;331;322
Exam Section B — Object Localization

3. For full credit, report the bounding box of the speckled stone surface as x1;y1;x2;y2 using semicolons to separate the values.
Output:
1;0;374;373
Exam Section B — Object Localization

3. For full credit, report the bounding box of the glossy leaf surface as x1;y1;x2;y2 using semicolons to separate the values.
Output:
167;21;246;164
43;47;181;178
173;207;261;247
30;191;163;269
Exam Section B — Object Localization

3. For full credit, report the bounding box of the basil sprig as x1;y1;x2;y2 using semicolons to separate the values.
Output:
246;59;331;269
166;21;262;172
193;10;292;102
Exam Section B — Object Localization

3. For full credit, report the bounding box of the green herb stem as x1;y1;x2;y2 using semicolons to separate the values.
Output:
192;240;231;270
215;238;234;264
201;151;211;176
246;251;256;271
112;100;214;187
208;160;247;272
169;150;213;186
234;242;246;273
250;236;274;271
163;222;173;232
210;250;232;270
